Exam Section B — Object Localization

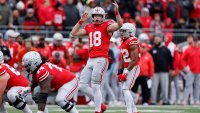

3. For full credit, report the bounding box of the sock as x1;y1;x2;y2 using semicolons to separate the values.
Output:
44;107;49;113
123;90;137;113
79;83;94;100
92;84;102;112
22;105;32;113
69;106;78;113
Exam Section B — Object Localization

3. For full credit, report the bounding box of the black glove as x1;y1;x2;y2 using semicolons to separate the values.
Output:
117;68;124;75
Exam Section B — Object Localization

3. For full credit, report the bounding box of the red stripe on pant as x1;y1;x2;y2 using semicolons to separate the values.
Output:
100;59;108;82
65;78;79;100
129;66;138;90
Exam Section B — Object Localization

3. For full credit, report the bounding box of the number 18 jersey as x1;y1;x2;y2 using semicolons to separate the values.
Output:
0;63;29;89
85;20;114;58
120;37;141;68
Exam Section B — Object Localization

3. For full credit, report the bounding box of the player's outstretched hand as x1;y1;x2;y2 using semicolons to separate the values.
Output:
112;0;119;12
80;8;90;22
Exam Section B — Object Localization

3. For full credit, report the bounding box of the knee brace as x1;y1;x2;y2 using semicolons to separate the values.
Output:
56;100;74;112
9;95;26;110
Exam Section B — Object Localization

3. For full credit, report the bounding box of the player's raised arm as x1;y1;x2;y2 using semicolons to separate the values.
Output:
71;9;90;37
107;0;123;33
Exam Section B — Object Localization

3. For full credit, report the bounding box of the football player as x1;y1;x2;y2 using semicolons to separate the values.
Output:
71;0;122;112
0;51;32;113
118;23;140;113
22;51;79;113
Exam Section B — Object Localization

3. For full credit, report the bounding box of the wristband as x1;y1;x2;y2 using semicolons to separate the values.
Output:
123;68;129;74
115;11;119;16
78;20;83;25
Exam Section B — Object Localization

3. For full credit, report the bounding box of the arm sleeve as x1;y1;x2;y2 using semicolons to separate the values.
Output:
36;67;50;82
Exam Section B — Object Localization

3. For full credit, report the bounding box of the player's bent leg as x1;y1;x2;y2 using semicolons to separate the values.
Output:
7;87;32;113
56;78;79;113
0;104;8;113
79;61;94;101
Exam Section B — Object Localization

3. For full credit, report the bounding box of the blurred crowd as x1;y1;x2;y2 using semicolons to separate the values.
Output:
0;0;200;107
0;0;200;33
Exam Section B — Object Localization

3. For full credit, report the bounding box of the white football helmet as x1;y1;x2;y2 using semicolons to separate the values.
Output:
120;23;136;39
0;51;4;64
22;51;42;73
91;7;106;24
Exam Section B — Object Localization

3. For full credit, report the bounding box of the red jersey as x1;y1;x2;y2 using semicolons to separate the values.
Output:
6;42;20;67
34;62;75;91
120;37;141;68
0;63;29;89
49;44;68;59
85;20;114;58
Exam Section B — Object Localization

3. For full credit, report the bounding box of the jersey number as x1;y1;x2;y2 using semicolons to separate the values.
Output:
122;49;131;62
5;64;20;76
89;31;101;47
47;63;62;72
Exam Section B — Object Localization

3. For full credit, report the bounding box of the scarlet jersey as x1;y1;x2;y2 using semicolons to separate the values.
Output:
49;44;68;59
0;63;29;89
34;62;75;91
6;42;20;67
85;20;114;58
120;37;141;68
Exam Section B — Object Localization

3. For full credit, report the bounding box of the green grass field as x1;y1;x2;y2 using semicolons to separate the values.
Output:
5;105;200;113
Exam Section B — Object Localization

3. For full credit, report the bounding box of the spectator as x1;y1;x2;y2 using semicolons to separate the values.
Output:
63;0;80;29
166;0;180;23
150;13;163;37
5;30;20;68
152;0;164;20
163;33;181;104
150;36;174;105
189;0;200;23
144;0;154;16
132;42;154;105
178;0;190;21
22;7;38;30
182;34;194;52
182;37;200;105
12;9;21;26
37;1;54;27
49;32;70;66
0;33;11;63
140;7;152;29
53;2;66;31
122;12;134;23
17;38;37;67
76;0;87;16
0;0;13;27
37;36;51;59
134;15;143;29
50;51;67;68
163;18;174;34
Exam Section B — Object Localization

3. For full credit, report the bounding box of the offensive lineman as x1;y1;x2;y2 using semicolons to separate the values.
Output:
71;0;123;113
118;23;140;113
22;51;79;113
0;51;32;113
